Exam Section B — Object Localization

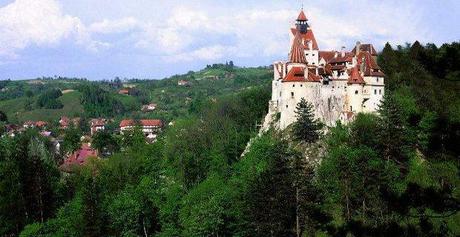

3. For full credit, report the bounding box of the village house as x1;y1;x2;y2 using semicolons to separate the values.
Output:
90;118;106;135
141;103;157;112
177;80;191;86
118;89;130;95
119;119;163;142
268;9;385;129
23;120;47;129
60;143;98;172
59;116;80;129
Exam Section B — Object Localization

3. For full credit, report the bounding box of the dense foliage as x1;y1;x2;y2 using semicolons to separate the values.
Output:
36;89;64;109
77;84;126;117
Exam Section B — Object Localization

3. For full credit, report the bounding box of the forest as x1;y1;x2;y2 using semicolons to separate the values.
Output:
0;42;459;236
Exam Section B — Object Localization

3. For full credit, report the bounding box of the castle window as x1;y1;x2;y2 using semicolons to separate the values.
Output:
286;105;288;108
312;54;315;56
300;84;303;87
355;90;358;95
379;89;382;95
376;78;379;83
291;92;294;97
280;92;282;96
293;84;295;87
350;106;353;111
374;89;377;94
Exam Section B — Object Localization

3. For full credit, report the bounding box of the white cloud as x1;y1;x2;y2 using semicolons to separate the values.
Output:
164;45;237;62
89;17;140;34
0;0;430;64
0;0;109;58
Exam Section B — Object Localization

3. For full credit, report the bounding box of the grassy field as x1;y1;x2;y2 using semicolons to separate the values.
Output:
0;91;84;123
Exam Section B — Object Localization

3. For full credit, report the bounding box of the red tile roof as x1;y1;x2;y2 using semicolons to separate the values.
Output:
290;28;319;50
91;118;106;127
62;143;98;169
282;66;306;82
307;68;321;82
118;89;129;94
348;66;365;84
356;51;385;77
319;51;336;63
352;43;378;56
289;32;307;63
140;119;163;127
297;10;307;21
119;119;163;128
329;53;353;64
35;121;47;127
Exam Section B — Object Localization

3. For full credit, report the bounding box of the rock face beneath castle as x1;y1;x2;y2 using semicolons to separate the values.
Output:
269;10;385;129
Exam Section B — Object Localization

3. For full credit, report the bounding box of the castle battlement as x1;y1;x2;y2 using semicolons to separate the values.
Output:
270;9;385;129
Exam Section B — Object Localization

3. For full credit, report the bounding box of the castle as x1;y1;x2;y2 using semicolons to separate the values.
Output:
269;9;385;129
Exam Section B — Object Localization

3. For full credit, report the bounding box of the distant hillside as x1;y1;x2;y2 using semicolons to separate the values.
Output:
0;65;272;124
0;91;84;123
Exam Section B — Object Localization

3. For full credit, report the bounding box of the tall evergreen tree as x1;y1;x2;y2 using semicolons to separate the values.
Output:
377;93;411;167
292;98;323;143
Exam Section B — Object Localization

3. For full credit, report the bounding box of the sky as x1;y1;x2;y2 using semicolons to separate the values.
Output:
0;0;458;80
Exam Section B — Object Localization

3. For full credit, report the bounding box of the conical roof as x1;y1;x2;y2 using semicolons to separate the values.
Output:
297;10;307;21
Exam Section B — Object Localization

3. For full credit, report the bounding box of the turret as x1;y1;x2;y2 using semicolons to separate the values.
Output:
295;10;309;34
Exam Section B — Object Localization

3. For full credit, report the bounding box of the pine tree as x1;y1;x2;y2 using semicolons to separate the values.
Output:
292;98;323;143
377;93;410;167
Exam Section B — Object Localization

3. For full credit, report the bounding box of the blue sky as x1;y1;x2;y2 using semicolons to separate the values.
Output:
0;0;458;80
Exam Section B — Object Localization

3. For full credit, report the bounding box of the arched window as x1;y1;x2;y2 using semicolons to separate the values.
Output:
355;90;358;95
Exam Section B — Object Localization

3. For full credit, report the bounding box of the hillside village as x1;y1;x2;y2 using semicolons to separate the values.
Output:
0;64;272;171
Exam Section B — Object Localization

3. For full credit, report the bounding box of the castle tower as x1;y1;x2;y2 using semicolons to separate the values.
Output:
296;9;309;34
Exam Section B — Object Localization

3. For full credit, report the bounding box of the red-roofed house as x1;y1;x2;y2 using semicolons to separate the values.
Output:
118;89;130;95
119;119;163;141
60;143;98;172
90;118;106;136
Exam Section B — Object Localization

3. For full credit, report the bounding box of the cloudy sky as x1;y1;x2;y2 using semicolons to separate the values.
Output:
0;0;458;80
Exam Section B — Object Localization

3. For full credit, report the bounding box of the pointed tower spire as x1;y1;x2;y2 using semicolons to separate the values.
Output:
296;8;309;34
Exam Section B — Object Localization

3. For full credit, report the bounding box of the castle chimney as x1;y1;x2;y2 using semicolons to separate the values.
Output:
341;46;346;57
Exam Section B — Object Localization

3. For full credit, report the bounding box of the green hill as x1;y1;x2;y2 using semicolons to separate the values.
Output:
0;65;272;124
0;91;83;123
